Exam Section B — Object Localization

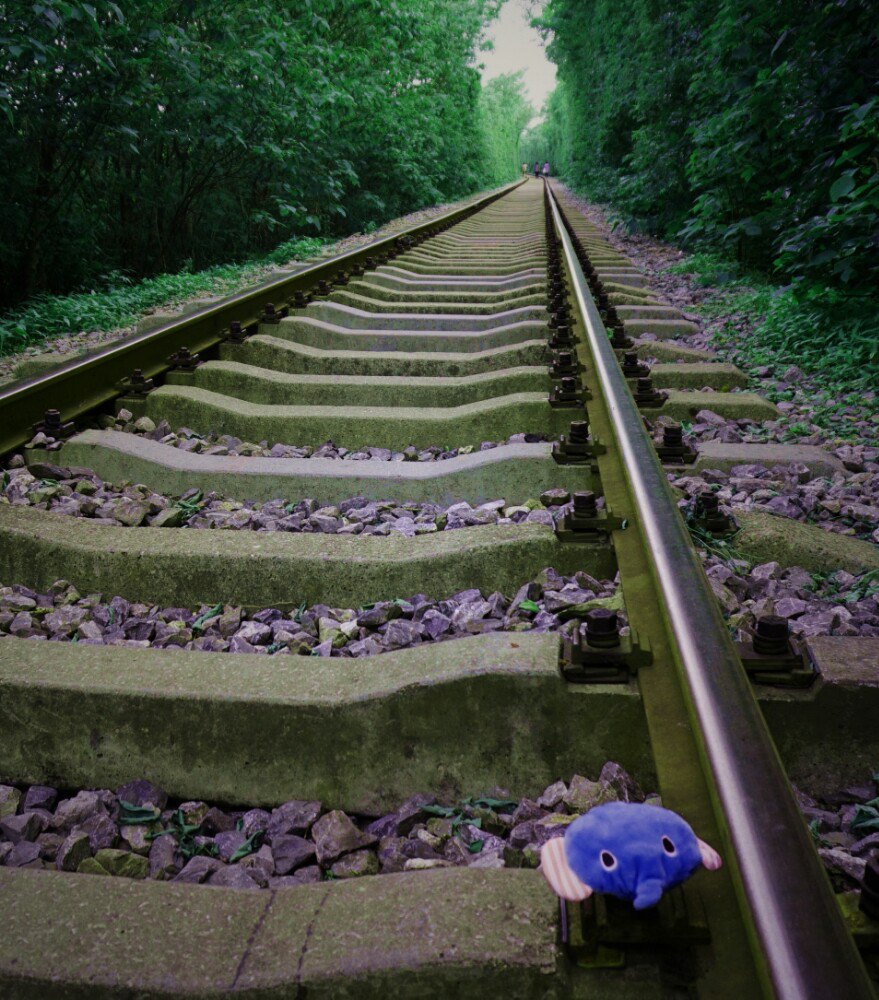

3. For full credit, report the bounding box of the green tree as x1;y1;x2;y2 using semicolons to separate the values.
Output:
0;0;505;306
478;72;534;184
535;0;878;286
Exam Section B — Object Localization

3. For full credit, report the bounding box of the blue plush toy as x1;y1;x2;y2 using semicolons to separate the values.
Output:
540;801;722;910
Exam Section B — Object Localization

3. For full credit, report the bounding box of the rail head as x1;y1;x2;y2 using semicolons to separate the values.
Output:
546;183;874;999
0;180;526;457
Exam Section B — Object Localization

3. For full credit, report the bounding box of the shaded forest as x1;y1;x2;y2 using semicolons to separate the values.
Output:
532;0;877;290
0;0;530;307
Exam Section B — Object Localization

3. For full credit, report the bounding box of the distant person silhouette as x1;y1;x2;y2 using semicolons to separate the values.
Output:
543;161;551;177
534;161;540;178
522;161;528;175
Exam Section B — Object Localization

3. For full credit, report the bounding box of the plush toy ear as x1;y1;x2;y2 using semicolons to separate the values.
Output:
540;837;593;902
697;838;722;871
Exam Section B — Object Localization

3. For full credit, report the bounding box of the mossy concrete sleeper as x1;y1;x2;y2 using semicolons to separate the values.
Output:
141;386;574;450
272;316;548;353
0;632;648;810
55;434;596;505
328;289;545;314
733;509;879;575
169;359;550;407
1;868;614;1000
222;334;549;378
0;632;872;814
0;506;613;609
654;389;778;422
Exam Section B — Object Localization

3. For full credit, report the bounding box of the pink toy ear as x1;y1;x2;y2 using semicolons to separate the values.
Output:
697;838;722;871
540;837;593;901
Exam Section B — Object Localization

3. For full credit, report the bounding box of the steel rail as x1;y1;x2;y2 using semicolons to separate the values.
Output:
547;185;874;999
0;180;525;458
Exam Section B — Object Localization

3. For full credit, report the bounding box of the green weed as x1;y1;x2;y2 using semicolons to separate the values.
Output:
0;237;326;358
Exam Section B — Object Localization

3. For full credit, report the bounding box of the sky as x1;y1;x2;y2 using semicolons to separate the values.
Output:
480;0;556;120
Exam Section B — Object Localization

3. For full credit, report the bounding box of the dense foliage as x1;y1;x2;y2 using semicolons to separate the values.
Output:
478;73;533;185
535;0;878;290
1;0;528;308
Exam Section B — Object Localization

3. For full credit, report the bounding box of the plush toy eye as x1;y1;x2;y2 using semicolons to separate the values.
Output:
600;850;617;870
661;836;676;855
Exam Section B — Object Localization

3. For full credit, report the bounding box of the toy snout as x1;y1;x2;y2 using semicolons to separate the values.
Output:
633;876;665;910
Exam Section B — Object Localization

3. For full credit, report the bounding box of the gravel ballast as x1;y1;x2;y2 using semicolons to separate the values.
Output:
2;769;871;896
2;457;578;534
0;768;651;886
0;570;620;657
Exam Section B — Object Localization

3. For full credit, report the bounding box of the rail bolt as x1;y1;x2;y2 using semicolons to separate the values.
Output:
570;420;590;443
583;608;621;649
226;319;247;342
261;302;282;324
604;305;621;327
752;615;792;656
622;352;648;378
696;492;720;514
167;346;202;371
549;327;575;350
33;408;76;440
573;491;599;518
41;409;62;432
549;376;583;408
122;368;154;396
634;377;666;407
663;423;683;447
693;491;736;536
549;350;579;378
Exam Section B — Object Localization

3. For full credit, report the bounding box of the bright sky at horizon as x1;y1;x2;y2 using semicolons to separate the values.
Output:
480;0;556;119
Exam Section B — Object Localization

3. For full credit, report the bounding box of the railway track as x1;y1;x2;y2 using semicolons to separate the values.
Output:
0;178;875;997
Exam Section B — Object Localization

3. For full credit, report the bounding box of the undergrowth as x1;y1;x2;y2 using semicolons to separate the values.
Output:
0;236;326;359
666;253;879;390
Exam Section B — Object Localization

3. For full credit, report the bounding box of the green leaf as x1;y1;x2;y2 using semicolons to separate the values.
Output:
229;830;264;863
470;797;518;812
421;804;456;818
830;173;856;202
174;490;204;514
850;806;879;835
192;603;223;631
118;799;161;826
518;599;539;612
467;839;484;853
